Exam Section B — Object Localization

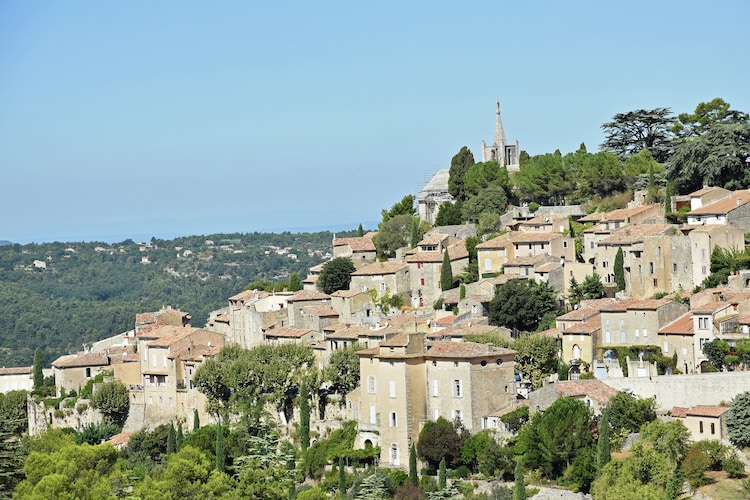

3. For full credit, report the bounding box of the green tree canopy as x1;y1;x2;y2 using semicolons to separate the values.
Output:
416;417;468;470
380;194;416;223
726;391;750;448
600;107;675;163
604;391;656;434
461;184;508;224
511;334;560;390
434;201;463;226
317;257;355;295
672;97;749;140
373;214;427;259
91;379;130;427
322;343;362;395
489;279;561;334
448;146;475;201
440;250;454;291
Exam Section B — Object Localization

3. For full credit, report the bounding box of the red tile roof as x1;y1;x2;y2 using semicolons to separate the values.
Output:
552;380;618;404
351;261;408;276
689;191;750;216
333;235;376;252
406;241;468;263
264;328;313;339
658;312;694;335
52;351;109;369
0;366;32;376
288;290;331;302
686;405;731;418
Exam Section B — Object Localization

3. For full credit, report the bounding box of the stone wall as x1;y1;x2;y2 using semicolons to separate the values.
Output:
28;396;102;436
602;371;750;411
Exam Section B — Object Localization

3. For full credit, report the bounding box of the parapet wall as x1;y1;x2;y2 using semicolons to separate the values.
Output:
602;371;750;411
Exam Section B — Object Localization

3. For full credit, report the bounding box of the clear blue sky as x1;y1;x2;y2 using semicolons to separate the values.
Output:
1;1;748;244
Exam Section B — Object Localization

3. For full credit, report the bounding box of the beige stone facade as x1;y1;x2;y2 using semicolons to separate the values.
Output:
350;261;410;300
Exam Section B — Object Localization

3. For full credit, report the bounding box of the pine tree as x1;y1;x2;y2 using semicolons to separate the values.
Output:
596;410;611;473
409;443;418;486
440;251;453;291
167;424;176;455
299;381;310;452
614;247;626;292
33;347;43;390
438;457;446;490
193;409;200;431
513;459;527;500
216;424;226;473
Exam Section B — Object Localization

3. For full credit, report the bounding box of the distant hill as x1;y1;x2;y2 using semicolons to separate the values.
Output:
0;240;11;246
0;230;353;367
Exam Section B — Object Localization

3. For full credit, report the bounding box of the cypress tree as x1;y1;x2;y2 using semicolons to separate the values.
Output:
33;347;44;390
176;423;184;450
513;459;527;500
614;247;626;292
167;424;176;455
409;443;418;486
216;424;226;473
665;181;673;215
193;409;200;431
438;457;446;490
338;456;346;495
299;381;310;452
357;224;364;237
440;251;453;291
410;217;420;248
596;410;611;473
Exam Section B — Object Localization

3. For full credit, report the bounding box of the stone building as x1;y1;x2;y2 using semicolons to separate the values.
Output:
481;101;520;171
599;298;688;351
350;332;516;469
51;351;109;396
406;236;468;308
0;366;34;393
417;170;455;225
350;261;410;300
332;233;377;269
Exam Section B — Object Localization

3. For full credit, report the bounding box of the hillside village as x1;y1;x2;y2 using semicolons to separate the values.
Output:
5;101;750;498
6;183;750;464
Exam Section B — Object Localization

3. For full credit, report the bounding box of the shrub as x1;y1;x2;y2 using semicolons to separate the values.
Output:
682;447;711;490
724;456;746;478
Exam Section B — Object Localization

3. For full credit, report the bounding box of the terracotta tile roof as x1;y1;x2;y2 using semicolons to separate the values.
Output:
356;346;380;356
686;405;731;418
537;327;561;337
0;366;32;376
380;314;427;328
565;319;600;334
418;234;449;246
429;323;499;339
264;328;313;339
490;400;529;417
598;224;673;245
578;212;606;223
552;380;618;404
658;312;694;335
52;351;109;369
229;289;266;302
309;263;325;273
145;326;202;347
739;314;750;325
303;275;319;284
504;255;548;267
330;289;365;298
351;261;408;276
137;324;196;340
107;431;133;447
689;191;750;215
303;305;339;318
288;290;331;302
135;307;191;327
671;407;689;418
601;204;659;222
379;332;410;347
601;298;671;312
535;261;561;273
511;232;560;243
524;214;567;226
690;186;723;197
333;235;376;252
475;233;511;250
424;341;516;359
406;240;468;263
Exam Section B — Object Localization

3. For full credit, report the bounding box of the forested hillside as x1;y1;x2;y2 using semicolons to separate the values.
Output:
0;231;342;367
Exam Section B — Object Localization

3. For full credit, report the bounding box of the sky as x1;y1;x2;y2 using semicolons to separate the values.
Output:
1;1;749;244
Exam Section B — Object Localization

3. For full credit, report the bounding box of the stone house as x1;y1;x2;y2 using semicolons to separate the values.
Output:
51;351;109;396
475;233;512;279
658;312;698;374
688;186;732;211
582;204;662;264
528;379;618;416
332;233;377;269
330;289;377;325
517;214;570;234
295;305;340;332
476;231;573;279
598;298;689;352
286;290;331;328
223;290;292;348
672;405;731;442
350;332;516;469
687;225;745;290
690;289;750;369
0;366;34;393
350;261;410;300
302;263;324;291
687;190;750;232
263;327;320;346
406;236;468;308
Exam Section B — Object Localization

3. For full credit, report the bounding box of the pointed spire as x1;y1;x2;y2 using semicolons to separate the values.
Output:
493;100;506;149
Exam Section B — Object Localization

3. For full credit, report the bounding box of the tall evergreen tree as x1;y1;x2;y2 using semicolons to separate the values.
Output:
287;272;303;292
438;457;447;490
614;248;626;292
167;424;176;455
410;217;420;248
448;146;475;201
338;456;346;495
409;443;418;486
664;181;673;214
216;423;226;473
459;284;466;301
33;347;43;390
357;224;364;237
513;459;527;500
440;251;453;291
299;381;310;452
596;411;611;473
176;423;184;450
193;409;200;431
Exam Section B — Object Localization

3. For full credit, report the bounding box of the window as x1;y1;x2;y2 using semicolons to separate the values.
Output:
563;241;568;248
482;417;488;429
664;341;669;353
701;248;706;258
673;263;677;273
434;408;439;420
602;261;608;268
417;262;422;269
370;405;376;424
390;444;400;466
367;376;377;394
699;421;704;433
649;262;655;274
484;259;492;271
701;265;707;275
656;246;660;256
420;278;425;286
620;331;626;343
455;410;463;423
635;329;640;337
85;367;91;378
432;379;438;397
698;317;708;330
453;379;463;397
590;241;595;249
390;411;397;427
711;422;715;434
605;331;611;343
379;282;386;292
389;380;396;398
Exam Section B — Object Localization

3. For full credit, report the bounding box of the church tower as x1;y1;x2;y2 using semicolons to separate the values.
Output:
481;101;520;172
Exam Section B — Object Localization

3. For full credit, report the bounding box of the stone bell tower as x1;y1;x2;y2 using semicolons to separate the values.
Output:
481;100;520;172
